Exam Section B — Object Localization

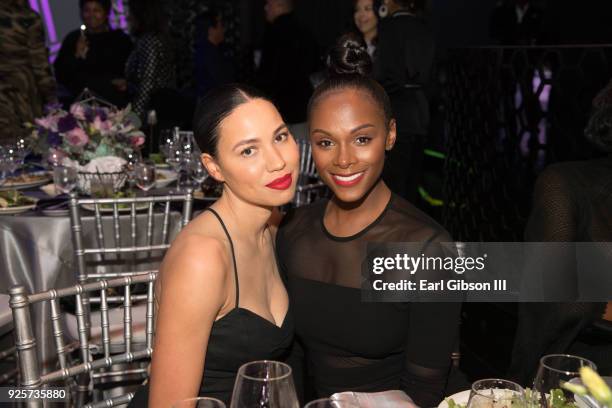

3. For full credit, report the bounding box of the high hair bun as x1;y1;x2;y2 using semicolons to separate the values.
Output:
328;32;372;77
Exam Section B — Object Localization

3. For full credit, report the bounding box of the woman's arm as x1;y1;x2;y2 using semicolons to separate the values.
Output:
148;234;230;408
401;232;462;406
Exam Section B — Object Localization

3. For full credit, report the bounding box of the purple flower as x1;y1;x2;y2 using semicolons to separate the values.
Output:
57;114;78;133
35;116;58;131
46;132;61;147
69;104;86;120
65;128;89;147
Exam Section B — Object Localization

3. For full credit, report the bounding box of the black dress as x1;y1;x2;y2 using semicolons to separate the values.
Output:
129;208;294;406
54;29;132;107
509;157;612;384
276;193;461;407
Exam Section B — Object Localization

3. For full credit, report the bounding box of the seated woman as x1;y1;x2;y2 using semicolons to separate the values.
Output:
54;0;132;107
276;34;461;407
509;81;612;383
128;84;299;407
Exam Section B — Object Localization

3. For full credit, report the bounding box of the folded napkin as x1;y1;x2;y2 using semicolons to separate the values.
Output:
331;390;419;408
35;195;70;211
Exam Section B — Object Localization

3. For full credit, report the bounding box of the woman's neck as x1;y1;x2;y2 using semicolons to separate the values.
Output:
213;189;274;243
325;179;392;236
363;29;376;44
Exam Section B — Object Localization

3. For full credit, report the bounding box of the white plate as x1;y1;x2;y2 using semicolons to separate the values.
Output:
155;169;177;189
0;197;38;215
81;203;150;213
438;390;471;408
0;173;51;191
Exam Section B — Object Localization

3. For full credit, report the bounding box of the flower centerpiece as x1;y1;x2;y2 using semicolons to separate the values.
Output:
28;102;146;194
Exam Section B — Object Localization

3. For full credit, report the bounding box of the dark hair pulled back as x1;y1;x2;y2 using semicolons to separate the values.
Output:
308;33;393;128
193;84;271;158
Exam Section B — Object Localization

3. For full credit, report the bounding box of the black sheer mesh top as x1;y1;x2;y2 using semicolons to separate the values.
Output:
276;193;462;407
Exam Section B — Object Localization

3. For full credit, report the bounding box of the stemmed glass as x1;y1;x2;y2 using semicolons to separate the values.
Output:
533;354;597;406
230;361;299;408
467;379;526;408
53;165;78;195
134;161;156;194
188;157;208;187
172;397;226;408
304;398;359;408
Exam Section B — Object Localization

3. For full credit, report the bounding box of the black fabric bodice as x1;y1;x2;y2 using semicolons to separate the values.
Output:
276;193;462;407
129;209;293;407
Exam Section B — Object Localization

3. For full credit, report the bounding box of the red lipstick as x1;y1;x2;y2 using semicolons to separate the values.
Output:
266;173;292;190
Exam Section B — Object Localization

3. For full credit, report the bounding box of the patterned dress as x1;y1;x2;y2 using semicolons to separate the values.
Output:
125;33;176;120
0;0;56;144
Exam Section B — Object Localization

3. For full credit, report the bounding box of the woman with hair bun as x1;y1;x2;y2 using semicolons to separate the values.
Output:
277;33;461;407
129;84;298;407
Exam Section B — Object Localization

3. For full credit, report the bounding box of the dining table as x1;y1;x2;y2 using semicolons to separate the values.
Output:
0;171;214;370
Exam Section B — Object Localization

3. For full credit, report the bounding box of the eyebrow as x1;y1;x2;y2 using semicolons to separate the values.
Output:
231;124;288;151
311;123;375;136
233;138;259;151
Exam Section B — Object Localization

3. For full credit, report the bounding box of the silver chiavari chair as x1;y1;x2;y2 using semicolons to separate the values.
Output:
68;190;193;283
294;139;328;207
66;190;192;342
9;273;157;408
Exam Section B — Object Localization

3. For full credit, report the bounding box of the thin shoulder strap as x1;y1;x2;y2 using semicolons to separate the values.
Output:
206;208;239;308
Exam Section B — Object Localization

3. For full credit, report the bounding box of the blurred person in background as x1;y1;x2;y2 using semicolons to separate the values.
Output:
193;8;235;98
125;0;176;121
374;0;434;203
54;0;133;108
489;0;544;45
0;0;56;145
354;0;381;58
257;0;318;124
510;81;612;383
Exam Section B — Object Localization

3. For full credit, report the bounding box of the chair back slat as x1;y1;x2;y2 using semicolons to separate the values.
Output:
50;297;68;370
146;280;154;349
123;284;132;354
93;203;106;263
75;291;91;365
162;201;171;244
99;288;111;358
112;205;121;250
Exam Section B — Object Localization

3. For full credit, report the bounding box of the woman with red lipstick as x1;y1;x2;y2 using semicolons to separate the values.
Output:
129;84;298;407
276;34;461;407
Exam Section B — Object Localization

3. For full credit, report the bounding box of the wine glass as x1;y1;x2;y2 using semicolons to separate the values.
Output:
53;165;78;195
134;162;156;193
185;155;208;189
467;379;526;408
533;354;597;406
304;398;359;408
230;361;299;408
159;129;177;158
172;397;226;408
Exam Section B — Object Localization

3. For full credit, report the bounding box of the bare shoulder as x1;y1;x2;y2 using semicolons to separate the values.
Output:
159;220;232;298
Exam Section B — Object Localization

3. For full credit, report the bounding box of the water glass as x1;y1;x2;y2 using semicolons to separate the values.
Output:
467;378;526;408
172;397;226;408
304;398;359;408
533;354;597;404
134;162;156;192
53;166;78;195
159;129;177;158
230;361;299;408
188;155;208;186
